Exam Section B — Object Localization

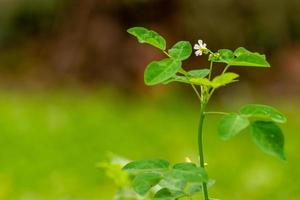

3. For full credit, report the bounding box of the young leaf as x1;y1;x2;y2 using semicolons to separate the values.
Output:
123;159;169;174
168;41;192;61
127;27;166;50
251;121;286;160
132;172;163;196
240;104;287;123
211;72;239;88
144;58;181;85
189;77;212;87
187;69;210;78
218;113;250;140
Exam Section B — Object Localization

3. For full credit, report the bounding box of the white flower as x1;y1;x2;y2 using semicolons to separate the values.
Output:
194;39;207;56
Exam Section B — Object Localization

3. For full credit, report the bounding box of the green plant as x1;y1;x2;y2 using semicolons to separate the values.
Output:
120;27;287;200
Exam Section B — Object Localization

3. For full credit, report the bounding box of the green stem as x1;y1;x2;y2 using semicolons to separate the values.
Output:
208;61;213;80
198;103;209;200
204;111;228;115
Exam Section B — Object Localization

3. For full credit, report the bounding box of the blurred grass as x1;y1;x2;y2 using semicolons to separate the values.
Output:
0;89;299;200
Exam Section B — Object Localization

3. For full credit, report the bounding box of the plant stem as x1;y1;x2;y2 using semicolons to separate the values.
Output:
198;102;209;200
204;111;228;115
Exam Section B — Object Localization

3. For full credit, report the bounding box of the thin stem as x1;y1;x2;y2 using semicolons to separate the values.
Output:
163;50;170;57
180;68;202;101
204;111;229;115
198;103;209;200
208;61;213;80
222;64;230;73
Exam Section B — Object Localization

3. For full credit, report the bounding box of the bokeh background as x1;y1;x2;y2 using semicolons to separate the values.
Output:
0;0;299;199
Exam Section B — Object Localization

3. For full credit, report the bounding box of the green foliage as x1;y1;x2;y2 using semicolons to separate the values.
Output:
187;69;210;78
168;41;192;61
123;160;208;199
251;121;286;160
218;113;250;140
127;27;166;50
211;72;239;88
144;58;181;85
124;26;287;199
210;47;270;67
240;104;287;123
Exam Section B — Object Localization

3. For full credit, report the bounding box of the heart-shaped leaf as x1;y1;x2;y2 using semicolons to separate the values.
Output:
168;41;192;61
218;113;250;140
251;121;286;160
240;104;287;123
144;58;181;85
127;27;166;50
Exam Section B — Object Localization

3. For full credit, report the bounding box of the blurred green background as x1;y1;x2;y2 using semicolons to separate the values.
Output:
0;0;299;199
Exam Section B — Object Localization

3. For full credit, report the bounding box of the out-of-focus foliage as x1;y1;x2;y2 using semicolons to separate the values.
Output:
0;90;299;199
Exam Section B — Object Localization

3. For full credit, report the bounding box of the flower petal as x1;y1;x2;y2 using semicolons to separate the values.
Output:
194;44;201;50
195;50;202;56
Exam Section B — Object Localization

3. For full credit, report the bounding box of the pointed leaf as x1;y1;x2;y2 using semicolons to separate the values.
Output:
240;104;287;123
251;121;286;160
132;172;163;196
144;58;181;85
168;41;192;61
218;113;250;140
211;72;239;88
127;27;166;50
187;69;210;78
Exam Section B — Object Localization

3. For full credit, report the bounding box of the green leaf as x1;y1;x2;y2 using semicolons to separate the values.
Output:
168;41;192;61
218;113;250;140
127;27;166;50
144;58;181;85
209;49;234;63
173;162;197;170
123;159;169;174
187;69;210;78
132;172;162;196
251;121;286;160
162;75;189;85
229;47;270;67
189;77;212;87
154;188;185;200
159;164;207;194
233;47;251;56
210;47;270;67
166;167;208;183
240;104;287;123
211;72;239;88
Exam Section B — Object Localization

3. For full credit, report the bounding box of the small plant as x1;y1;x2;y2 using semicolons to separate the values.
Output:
119;27;287;200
